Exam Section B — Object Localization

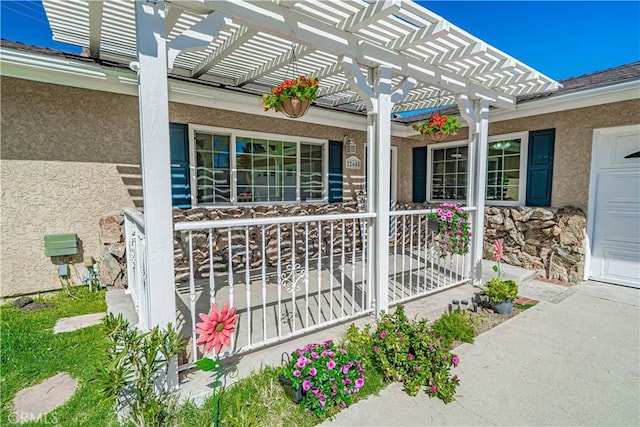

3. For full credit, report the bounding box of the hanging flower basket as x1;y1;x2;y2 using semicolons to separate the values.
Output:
412;114;461;144
281;97;311;118
261;75;319;119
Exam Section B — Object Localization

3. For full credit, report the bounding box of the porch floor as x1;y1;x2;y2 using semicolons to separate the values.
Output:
174;251;468;367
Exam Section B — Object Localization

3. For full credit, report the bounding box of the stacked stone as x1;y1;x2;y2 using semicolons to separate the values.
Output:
171;202;363;282
98;212;127;287
483;206;586;283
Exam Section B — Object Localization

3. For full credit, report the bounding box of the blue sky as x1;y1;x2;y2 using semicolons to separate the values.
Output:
1;0;639;81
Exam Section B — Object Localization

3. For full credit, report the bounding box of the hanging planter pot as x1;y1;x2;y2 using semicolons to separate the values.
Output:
260;76;319;119
412;113;461;144
425;131;448;143
281;97;311;118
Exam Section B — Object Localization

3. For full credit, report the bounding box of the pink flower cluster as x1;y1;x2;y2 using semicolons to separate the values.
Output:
430;202;471;257
284;340;365;416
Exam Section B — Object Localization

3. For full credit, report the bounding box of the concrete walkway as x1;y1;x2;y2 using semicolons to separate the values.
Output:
322;280;640;427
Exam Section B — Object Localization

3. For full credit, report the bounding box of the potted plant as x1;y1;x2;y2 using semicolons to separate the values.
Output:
412;113;461;143
279;340;365;416
483;239;518;314
261;75;319;118
428;203;471;257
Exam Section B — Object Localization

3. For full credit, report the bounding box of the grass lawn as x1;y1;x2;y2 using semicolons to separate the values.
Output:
0;288;117;426
0;289;387;426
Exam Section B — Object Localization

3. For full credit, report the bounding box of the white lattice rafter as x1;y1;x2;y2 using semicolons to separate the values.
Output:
237;43;311;86
191;26;257;78
88;0;103;59
174;0;519;109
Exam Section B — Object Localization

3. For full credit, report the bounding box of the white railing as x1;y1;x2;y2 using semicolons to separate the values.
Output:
123;206;477;370
173;212;376;370
389;208;474;305
123;208;150;331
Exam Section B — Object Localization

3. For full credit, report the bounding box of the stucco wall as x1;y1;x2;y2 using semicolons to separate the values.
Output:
396;99;640;209
2;75;637;296
0;77;409;296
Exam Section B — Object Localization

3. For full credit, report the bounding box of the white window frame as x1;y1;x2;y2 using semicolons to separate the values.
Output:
188;124;328;207
426;131;529;206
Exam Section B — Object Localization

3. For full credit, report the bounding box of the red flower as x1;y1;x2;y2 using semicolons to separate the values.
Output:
195;302;239;354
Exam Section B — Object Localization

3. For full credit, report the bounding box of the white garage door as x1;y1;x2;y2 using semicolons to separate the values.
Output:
588;125;640;288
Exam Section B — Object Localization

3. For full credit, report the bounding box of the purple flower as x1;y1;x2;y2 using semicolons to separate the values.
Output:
355;378;364;388
407;353;414;361
442;354;448;361
311;389;319;396
428;344;434;351
342;365;350;374
343;378;351;385
302;380;311;391
429;386;437;393
453;375;459;381
452;355;459;366
311;352;319;359
309;367;317;376
380;330;387;339
373;345;379;353
327;360;336;370
296;357;306;368
293;370;301;377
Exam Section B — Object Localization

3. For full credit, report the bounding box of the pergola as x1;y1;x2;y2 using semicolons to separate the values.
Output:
43;0;559;333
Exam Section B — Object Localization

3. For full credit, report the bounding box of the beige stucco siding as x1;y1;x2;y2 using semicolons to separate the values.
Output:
1;77;409;296
396;99;640;209
1;77;140;296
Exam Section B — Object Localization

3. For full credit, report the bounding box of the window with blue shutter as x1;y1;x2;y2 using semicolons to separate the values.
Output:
526;129;555;206
412;146;428;203
328;141;343;202
170;123;192;209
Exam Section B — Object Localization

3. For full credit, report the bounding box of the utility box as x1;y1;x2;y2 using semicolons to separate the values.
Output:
44;233;78;257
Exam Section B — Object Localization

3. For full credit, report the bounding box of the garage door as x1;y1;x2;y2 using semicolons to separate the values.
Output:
588;125;640;288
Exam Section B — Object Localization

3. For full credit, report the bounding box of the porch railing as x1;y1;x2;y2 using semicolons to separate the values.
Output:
173;212;376;370
123;208;150;331
123;207;475;371
389;208;473;306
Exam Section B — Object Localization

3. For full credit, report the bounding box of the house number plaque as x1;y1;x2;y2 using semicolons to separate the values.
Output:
345;155;362;170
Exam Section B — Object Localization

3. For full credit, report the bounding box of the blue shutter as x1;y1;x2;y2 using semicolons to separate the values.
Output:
526;129;555;206
413;146;428;203
328;141;343;203
170;123;192;209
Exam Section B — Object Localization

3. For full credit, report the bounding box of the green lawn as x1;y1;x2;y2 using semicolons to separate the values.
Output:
0;288;117;426
0;289;387;426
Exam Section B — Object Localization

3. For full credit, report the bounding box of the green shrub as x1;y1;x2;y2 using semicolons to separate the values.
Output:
483;278;518;303
370;306;460;402
96;314;185;427
431;310;475;348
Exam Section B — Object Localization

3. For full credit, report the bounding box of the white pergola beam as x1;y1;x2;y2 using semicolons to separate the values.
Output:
175;0;517;109
337;0;401;32
88;0;103;59
192;26;257;78
386;20;450;51
167;11;231;70
237;44;310;86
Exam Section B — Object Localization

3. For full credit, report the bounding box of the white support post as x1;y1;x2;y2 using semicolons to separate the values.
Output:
134;0;177;329
458;96;490;284
372;66;393;315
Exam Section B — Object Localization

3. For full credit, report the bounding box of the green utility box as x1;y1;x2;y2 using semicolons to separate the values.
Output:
44;233;78;257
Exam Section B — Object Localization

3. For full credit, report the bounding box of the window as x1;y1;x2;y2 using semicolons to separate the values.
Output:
431;146;468;200
191;126;327;205
427;132;528;206
486;139;521;202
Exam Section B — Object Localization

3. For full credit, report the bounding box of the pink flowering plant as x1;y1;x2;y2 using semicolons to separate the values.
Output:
429;202;471;257
484;239;518;303
280;340;365;417
371;306;460;403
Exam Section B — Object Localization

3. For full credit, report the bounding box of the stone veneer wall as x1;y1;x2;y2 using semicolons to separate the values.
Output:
99;203;587;286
